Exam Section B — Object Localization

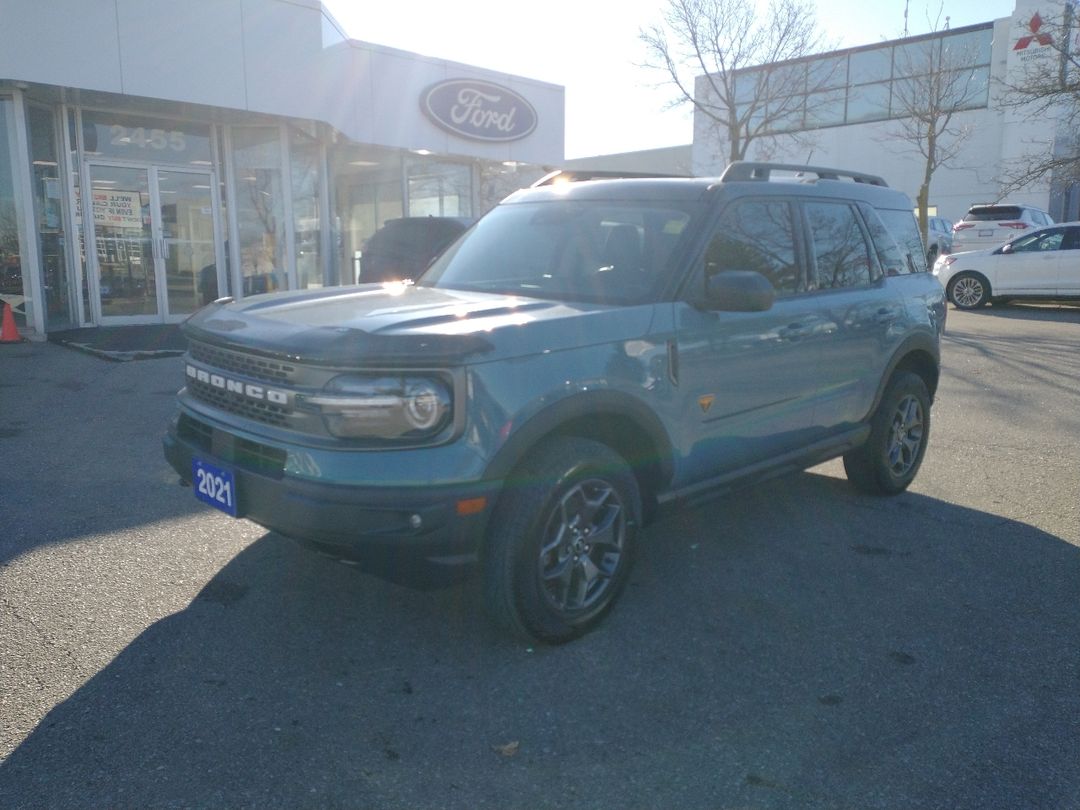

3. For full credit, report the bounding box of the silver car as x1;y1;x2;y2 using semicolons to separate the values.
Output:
925;215;953;265
951;203;1054;253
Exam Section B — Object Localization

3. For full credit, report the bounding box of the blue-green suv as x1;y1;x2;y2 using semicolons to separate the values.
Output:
164;162;945;643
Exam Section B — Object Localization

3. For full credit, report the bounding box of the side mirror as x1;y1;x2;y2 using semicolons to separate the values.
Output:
704;270;775;312
1000;243;1014;255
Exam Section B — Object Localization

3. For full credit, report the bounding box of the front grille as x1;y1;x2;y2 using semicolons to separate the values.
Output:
187;378;289;427
178;414;286;478
189;341;297;384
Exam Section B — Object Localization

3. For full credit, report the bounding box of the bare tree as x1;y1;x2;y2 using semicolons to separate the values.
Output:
997;6;1080;196
640;0;835;162
886;22;987;245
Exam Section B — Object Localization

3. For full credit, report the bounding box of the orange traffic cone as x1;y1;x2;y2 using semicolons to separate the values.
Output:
0;301;23;343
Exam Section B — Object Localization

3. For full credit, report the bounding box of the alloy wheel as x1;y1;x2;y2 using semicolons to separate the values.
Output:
951;276;985;308
887;394;924;477
537;478;625;613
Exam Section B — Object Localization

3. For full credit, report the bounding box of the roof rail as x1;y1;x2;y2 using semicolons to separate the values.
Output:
531;168;686;187
719;161;888;187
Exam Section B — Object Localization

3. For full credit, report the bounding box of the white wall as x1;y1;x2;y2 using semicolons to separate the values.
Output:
691;1;1065;222
0;0;564;164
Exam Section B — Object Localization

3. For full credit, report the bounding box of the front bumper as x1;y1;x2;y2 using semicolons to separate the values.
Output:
163;412;498;567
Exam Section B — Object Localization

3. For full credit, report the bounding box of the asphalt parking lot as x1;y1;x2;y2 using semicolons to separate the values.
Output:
1;304;1078;809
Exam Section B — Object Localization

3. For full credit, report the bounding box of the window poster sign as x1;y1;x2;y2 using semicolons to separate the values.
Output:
92;189;144;230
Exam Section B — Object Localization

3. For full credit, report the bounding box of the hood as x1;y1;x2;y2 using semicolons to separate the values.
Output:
183;284;654;367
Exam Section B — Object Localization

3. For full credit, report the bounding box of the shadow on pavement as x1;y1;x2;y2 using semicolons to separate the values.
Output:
2;472;1077;809
958;301;1080;323
0;343;203;566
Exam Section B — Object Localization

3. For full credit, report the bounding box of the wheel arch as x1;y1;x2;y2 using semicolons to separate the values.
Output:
483;391;675;524
870;335;941;414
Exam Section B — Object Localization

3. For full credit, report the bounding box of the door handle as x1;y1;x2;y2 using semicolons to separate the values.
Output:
874;307;898;323
778;322;810;340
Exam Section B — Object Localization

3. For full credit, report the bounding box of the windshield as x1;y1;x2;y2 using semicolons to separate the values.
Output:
419;199;699;305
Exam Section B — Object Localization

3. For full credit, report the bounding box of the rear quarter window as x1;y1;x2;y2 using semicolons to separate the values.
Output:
875;208;928;274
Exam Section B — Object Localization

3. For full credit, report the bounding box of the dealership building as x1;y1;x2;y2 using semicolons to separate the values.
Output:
691;0;1080;227
0;0;563;339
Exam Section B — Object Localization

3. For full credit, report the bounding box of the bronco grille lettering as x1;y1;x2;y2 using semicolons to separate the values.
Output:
186;363;289;405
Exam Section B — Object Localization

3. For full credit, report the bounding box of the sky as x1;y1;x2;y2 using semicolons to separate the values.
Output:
322;0;1020;159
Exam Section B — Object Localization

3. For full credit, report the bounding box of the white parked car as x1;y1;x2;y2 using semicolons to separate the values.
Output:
951;203;1054;253
933;222;1080;308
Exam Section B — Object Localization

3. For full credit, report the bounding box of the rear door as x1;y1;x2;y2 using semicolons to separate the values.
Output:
798;199;903;430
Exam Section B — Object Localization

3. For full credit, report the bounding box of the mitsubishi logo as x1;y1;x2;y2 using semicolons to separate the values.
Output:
1014;12;1054;50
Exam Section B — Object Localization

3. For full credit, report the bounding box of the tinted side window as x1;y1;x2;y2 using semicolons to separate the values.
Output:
877;209;928;274
858;203;906;276
705;199;801;295
1012;228;1064;252
805;202;873;289
1063;227;1080;250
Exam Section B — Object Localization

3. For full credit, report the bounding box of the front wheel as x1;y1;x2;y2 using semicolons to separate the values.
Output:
844;372;931;495
483;438;641;644
947;272;990;309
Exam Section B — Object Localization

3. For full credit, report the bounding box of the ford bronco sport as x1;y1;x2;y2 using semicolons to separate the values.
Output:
164;162;945;643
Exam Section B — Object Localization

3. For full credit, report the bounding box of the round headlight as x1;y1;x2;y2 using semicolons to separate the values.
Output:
404;381;449;431
309;374;452;441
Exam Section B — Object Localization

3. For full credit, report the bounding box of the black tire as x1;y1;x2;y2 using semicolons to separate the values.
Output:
947;272;990;309
926;245;939;266
483;437;641;644
843;372;931;495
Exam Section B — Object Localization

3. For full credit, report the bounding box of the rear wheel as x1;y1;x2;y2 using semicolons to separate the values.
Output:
947;272;990;309
483;438;640;644
844;372;930;495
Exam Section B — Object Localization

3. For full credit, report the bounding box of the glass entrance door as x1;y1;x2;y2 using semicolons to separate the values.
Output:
158;169;217;314
89;165;156;319
88;163;219;323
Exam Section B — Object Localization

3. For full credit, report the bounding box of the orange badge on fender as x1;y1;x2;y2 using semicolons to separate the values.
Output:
698;395;715;414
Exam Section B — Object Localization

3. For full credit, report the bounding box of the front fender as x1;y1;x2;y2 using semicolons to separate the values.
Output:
482;389;676;489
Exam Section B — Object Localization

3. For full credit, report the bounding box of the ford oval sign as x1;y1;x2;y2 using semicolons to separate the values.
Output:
421;80;538;142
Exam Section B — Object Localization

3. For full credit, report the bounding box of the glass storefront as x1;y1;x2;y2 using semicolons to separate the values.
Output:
77;111;222;324
330;145;404;285
290;128;323;289
230;126;287;296
68;110;91;325
27;104;71;330
0;97;27;328
81;110;214;168
406;159;472;218
90;164;155;318
2;100;547;334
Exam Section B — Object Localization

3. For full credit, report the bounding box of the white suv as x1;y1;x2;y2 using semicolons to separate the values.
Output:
951;204;1054;253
